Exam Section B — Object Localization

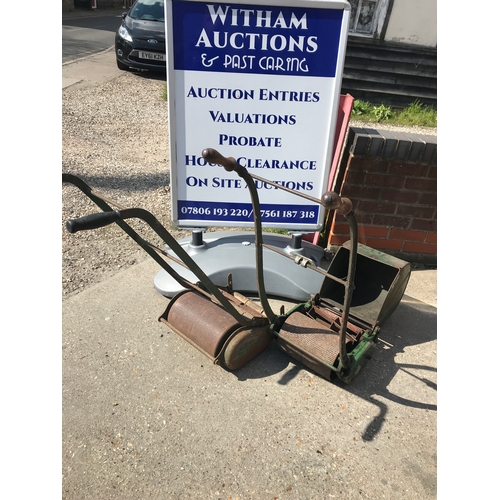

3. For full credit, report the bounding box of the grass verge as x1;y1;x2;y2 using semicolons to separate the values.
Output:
352;100;437;128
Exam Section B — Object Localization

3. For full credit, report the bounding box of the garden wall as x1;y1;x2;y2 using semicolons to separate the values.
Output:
327;127;437;265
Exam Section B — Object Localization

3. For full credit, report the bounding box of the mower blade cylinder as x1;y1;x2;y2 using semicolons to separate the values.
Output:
277;311;347;381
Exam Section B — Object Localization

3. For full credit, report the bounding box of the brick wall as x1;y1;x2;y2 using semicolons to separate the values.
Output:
327;127;437;264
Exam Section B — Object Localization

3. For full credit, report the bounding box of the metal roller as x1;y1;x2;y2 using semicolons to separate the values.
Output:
160;290;242;359
159;290;273;370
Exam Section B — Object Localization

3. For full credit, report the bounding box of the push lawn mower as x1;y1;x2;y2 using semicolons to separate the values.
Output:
63;148;410;383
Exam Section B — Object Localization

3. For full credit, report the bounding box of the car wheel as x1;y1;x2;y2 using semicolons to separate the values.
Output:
116;58;129;71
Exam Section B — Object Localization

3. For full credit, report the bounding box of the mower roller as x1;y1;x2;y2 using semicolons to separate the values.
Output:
63;148;410;384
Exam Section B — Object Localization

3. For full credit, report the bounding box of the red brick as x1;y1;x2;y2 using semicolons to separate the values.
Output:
367;238;404;251
427;166;437;179
330;222;350;235
357;200;397;215
404;177;437;191
426;232;437;243
411;218;437;232
342;185;381;200
346;171;365;185
366;173;405;188
396;205;435;218
349;157;375;172
358;225;389;238
419;192;437;206
369;158;390;173
328;234;349;246
389;163;428;177
381;189;420;204
372;214;411;229
390;228;427;241
356;212;374;225
403;241;437;254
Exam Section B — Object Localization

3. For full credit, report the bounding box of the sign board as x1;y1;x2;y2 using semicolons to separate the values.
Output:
165;0;350;230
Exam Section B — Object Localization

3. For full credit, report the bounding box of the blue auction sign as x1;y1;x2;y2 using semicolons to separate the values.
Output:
165;0;351;230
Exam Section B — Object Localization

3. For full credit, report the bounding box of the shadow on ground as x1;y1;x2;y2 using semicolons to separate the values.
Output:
61;173;171;191
230;294;437;441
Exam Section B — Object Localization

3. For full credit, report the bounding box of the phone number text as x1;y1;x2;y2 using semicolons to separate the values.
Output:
177;201;318;224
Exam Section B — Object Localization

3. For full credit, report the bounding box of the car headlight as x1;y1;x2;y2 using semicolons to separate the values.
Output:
118;25;133;42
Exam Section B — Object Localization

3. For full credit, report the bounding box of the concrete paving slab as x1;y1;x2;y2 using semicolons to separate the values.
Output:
63;77;83;89
62;48;124;91
62;259;437;499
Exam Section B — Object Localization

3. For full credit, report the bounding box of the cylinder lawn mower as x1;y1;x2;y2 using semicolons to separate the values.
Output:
63;148;410;383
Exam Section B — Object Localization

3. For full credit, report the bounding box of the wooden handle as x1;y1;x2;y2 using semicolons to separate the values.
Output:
202;148;239;172
320;192;353;215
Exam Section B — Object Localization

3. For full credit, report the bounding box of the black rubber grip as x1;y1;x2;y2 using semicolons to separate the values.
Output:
66;210;121;234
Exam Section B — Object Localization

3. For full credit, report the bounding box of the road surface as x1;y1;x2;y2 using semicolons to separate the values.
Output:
62;11;124;63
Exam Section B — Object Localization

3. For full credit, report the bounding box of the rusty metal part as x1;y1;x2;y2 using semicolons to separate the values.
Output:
276;311;354;381
261;243;349;287
160;290;272;370
216;325;273;370
218;289;265;319
336;211;357;370
309;305;364;340
231;292;266;316
160;290;242;358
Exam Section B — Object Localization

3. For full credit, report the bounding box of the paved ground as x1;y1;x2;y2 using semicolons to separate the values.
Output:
62;8;125;90
63;47;124;91
62;258;437;499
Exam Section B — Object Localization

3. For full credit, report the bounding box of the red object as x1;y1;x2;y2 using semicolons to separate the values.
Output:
303;94;354;245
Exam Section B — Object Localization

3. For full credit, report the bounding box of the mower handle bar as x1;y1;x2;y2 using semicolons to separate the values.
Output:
201;148;357;370
202;147;353;216
63;200;262;328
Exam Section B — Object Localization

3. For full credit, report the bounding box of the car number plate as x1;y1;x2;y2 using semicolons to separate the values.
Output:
138;51;165;61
